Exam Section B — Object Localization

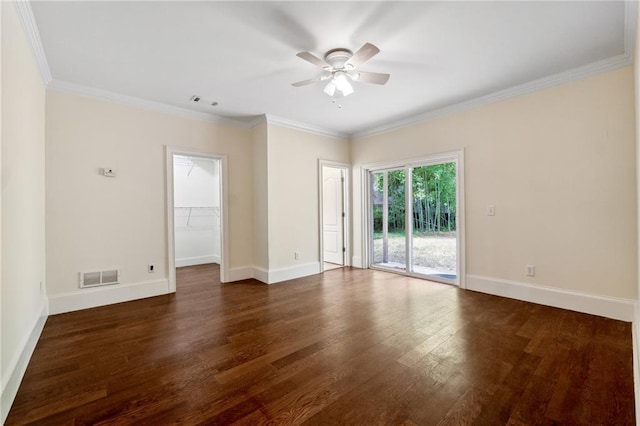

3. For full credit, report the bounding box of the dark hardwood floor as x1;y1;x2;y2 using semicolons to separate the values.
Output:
6;264;635;425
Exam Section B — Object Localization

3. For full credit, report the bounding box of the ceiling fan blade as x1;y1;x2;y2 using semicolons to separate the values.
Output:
345;43;380;68
355;71;390;85
291;77;324;87
296;51;329;69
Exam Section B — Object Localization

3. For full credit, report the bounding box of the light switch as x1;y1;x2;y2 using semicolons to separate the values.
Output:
487;205;495;216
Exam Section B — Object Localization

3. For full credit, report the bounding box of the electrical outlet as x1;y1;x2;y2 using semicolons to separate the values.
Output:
148;264;155;273
526;265;535;277
294;252;300;260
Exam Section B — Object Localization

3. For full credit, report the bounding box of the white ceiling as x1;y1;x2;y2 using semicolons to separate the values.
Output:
30;1;632;136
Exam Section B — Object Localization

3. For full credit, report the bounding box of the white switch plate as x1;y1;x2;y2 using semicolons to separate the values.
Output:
103;168;116;177
487;205;495;216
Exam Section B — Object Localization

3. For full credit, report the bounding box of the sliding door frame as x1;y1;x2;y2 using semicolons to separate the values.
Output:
361;149;466;288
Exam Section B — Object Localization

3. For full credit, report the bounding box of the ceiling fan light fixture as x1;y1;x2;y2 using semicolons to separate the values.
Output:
294;43;387;99
324;81;337;96
333;72;354;96
340;81;354;96
333;72;348;89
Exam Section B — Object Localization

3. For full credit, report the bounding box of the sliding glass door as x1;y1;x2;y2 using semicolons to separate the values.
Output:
369;156;461;285
410;163;457;281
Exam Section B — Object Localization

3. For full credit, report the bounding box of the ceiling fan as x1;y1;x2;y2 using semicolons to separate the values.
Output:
291;42;390;98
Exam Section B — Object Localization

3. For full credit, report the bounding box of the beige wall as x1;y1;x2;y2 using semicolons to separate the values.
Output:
352;66;637;299
266;124;349;270
44;92;350;290
45;91;254;295
1;0;47;398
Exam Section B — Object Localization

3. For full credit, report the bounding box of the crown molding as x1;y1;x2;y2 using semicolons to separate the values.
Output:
14;0;52;84
46;81;346;139
248;115;268;128
47;80;254;128
353;53;632;139
264;115;349;140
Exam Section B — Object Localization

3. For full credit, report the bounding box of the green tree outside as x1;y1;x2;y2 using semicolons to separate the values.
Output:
373;163;456;235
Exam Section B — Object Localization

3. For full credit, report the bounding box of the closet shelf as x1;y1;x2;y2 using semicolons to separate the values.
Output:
174;206;220;229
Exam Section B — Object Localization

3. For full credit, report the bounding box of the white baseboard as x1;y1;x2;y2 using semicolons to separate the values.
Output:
268;262;320;284
1;297;48;423
466;274;635;322
175;255;219;267
226;266;254;283
225;264;320;284
351;256;363;268
253;266;269;284
48;279;170;315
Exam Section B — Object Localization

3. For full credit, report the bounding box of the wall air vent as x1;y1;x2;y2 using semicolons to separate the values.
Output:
79;269;120;288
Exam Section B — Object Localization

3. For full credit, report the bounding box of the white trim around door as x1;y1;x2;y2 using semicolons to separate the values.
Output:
318;160;351;273
165;146;230;291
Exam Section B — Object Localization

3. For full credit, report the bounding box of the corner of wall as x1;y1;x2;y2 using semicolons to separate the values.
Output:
267;262;321;284
226;263;322;285
226;266;256;282
251;119;270;271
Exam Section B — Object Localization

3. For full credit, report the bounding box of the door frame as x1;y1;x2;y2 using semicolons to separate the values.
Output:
318;160;351;272
165;146;229;292
361;149;466;288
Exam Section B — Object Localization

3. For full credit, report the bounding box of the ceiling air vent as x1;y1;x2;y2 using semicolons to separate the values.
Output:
190;95;218;106
79;269;120;288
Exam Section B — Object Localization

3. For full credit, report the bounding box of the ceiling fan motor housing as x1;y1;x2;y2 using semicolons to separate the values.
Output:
324;48;353;69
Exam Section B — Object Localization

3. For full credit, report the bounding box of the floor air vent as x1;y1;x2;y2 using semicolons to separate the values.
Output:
80;269;120;288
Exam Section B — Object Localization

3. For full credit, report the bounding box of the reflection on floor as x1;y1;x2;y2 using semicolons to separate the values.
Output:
373;261;457;282
324;262;344;271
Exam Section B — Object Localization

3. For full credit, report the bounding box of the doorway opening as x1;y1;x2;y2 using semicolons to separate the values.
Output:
366;151;465;287
166;147;228;292
173;155;220;267
319;161;350;272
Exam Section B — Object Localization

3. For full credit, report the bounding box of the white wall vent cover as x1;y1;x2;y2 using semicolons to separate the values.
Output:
79;269;120;288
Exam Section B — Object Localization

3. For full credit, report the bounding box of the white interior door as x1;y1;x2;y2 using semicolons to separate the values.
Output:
323;166;344;265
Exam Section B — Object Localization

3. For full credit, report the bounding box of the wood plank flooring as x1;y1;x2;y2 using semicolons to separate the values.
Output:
6;264;635;424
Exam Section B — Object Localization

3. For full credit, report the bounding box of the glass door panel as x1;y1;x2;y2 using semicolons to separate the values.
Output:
371;169;406;271
410;163;457;282
371;171;385;265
